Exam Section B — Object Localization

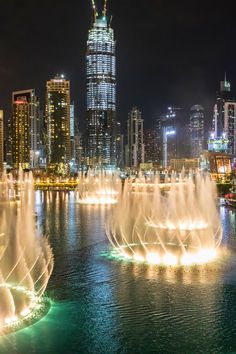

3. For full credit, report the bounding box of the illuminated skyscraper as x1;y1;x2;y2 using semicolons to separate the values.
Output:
70;103;76;171
126;107;145;168
86;4;116;168
190;105;204;157
161;107;182;168
0;110;3;172
11;89;40;169
210;75;236;154
46;75;70;173
116;121;124;168
213;75;232;138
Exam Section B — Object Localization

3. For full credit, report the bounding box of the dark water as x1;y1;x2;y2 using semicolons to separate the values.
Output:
1;191;236;354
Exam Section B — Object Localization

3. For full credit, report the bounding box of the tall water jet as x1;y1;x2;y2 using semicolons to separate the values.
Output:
0;171;54;334
106;172;222;266
77;170;120;205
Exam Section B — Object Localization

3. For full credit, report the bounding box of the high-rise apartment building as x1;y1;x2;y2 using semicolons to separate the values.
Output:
0;110;3;172
144;129;158;163
70;103;76;172
46;75;70;173
190;105;204;157
86;11;116;168
126;107;145;168
210;75;236;155
115;121;124;168
11;89;40;169
156;116;162;164
161;107;183;168
6;118;12;168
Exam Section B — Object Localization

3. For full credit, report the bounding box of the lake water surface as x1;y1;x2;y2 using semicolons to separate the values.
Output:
0;191;236;354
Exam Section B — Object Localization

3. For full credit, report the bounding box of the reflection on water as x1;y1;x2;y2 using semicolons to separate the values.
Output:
1;191;236;354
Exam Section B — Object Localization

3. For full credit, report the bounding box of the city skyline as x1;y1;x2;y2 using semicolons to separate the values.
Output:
1;2;236;354
0;0;235;130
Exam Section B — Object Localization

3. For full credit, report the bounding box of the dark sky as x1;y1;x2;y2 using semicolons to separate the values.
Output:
0;0;235;131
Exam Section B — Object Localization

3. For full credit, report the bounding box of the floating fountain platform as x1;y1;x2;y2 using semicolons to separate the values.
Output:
107;243;219;266
0;284;51;336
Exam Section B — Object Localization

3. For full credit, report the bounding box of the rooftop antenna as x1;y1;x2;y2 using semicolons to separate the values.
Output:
109;15;113;27
103;0;107;17
224;71;227;83
91;0;98;22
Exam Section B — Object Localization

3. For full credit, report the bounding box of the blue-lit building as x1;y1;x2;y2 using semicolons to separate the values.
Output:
86;13;116;168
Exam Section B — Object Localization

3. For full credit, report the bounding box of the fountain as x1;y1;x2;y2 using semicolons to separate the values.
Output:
77;170;120;205
106;172;222;266
0;171;54;335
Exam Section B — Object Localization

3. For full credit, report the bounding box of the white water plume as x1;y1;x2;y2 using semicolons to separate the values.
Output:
0;171;53;330
77;170;121;205
106;172;222;266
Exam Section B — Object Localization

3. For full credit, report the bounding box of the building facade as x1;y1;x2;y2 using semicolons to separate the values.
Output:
190;105;204;158
170;158;199;172
126;107;145;168
46;75;70;174
11;89;40;169
200;151;232;176
0;110;3;172
86;14;116;168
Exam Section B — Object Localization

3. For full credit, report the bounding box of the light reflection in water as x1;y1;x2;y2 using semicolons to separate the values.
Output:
2;191;235;354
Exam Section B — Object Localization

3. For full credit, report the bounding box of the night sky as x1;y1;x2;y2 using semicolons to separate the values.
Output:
0;0;235;131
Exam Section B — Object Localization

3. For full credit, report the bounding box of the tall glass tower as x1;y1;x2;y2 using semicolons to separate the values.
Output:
12;89;40;169
126;107;145;168
46;75;71;174
86;12;116;168
190;105;204;158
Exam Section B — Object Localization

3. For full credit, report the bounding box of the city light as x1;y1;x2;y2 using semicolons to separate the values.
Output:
166;130;176;136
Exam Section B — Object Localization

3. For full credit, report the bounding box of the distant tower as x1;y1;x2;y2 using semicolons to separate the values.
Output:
70;103;76;172
46;75;71;173
11;89;40;169
190;105;204;157
126;107;145;168
0;110;3;172
211;74;236;154
161;107;182;168
86;1;116;168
